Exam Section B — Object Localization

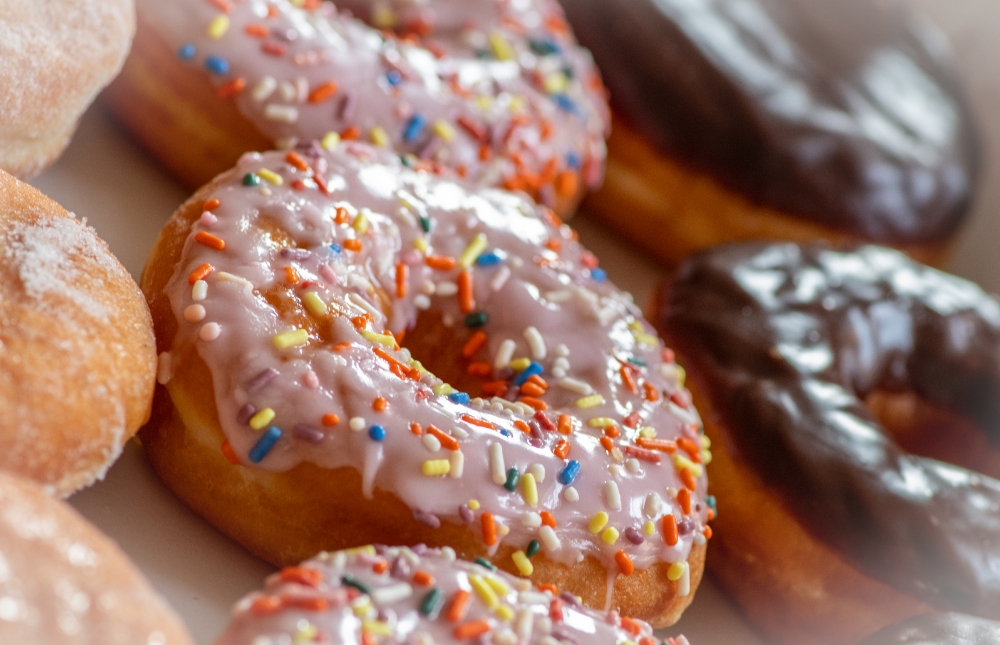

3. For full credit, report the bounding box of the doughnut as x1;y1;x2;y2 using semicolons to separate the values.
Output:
104;0;609;217
141;142;711;627
653;241;1000;644
0;469;193;643
860;613;1000;645
557;0;979;267
0;0;134;178
215;545;691;645
0;169;157;497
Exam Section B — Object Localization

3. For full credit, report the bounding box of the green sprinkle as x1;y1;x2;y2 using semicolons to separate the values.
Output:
341;575;371;595
242;172;260;186
465;311;488;328
420;215;431;233
526;539;540;558
474;557;496;571
504;467;520;492
419;587;443;617
628;356;647;367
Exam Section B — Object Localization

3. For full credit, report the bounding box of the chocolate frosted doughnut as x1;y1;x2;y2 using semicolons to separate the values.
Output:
558;0;979;265
655;242;1000;643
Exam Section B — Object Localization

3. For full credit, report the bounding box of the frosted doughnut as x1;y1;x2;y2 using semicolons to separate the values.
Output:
142;142;710;627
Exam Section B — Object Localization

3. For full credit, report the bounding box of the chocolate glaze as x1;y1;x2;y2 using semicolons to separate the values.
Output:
558;0;979;243
861;612;1000;645
658;242;1000;615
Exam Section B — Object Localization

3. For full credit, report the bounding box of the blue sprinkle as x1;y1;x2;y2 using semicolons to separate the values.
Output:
329;243;342;254
591;267;607;282
627;356;647;367
553;93;577;114
500;428;512;438
369;425;386;441
403;114;427;143
386;70;402;87
205;55;230;75
511;361;544;387
448;392;471;405
565;152;581;170
249;427;282;463
177;44;196;60
528;38;560;56
558;460;581;485
476;251;503;267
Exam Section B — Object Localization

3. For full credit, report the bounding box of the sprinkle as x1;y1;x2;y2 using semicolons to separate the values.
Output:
457;271;474;313
177;44;195;59
341;574;371;595
369;425;386;441
662;515;679;546
445;590;471;622
575;395;605;409
184;304;206;322
511;361;543;387
423;434;441;452
249;408;276;430
433;119;456;142
588;513;609;534
449;450;465;478
273;329;309;349
207;14;230;38
557;460;580;485
469;575;498;609
474;557;496;571
251;76;277;102
216;272;253;289
604;481;622;511
448;392;471;405
481;513;498;546
349;417;366;432
422;459;450;476
194;231;226;250
494;340;516;370
264;104;299;123
637;438;677;453
677;488;692;515
371;582;413;604
248;426;282;463
523;327;546;360
454;620;491;640
615;551;635;576
205;55;229;74
489;444;506;485
489;31;515;60
370;126;390;148
257;168;284;185
420;588;443;617
361;330;396;348
588;417;615;428
188;263;214;285
491;266;511;291
521;473;538;506
199;322;221;341
504;468;520;492
308;80;339;103
302;291;328;316
591;268;607;282
601;527;620;545
192;280;208;301
459;233;488;269
512;551;533;576
404;114;427;143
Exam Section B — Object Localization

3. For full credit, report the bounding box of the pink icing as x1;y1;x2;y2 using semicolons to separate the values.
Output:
215;546;690;645
160;142;709;579
135;0;609;206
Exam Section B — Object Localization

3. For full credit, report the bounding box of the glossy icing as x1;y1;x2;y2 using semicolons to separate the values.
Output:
215;545;691;645
136;0;609;206
659;242;1000;615
158;143;709;579
559;0;978;242
860;612;1000;645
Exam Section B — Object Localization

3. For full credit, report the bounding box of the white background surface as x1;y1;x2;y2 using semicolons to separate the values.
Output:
27;1;999;641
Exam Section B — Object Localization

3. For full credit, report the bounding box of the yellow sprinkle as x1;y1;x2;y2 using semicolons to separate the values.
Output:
667;562;686;582
370;126;390;148
414;237;429;253
294;622;318;644
509;357;531;372
475;96;493;111
257;168;283;185
588;511;608;534
484;576;509;596
508;95;526;113
432;382;456;396
353;210;369;234
352;598;373;617
643;520;655;536
422;459;451;476
302;291;328;316
700;435;712;448
345;545;377;556
249;408;275;430
575;394;606;409
207;14;230;38
702;449;713;465
409;358;429;376
676;365;686;387
543;73;568;95
634;331;659;346
639;427;656;439
362;621;393;637
433;119;456;142
673;454;704;478
361;330;396;348
372;4;397;28
521;472;538;506
468;499;480;510
489;31;515;61
469;575;499;609
458;233;488;269
512;551;533;576
601;527;620;545
321;131;341;150
273;329;309;349
494;604;515;621
587;417;615;428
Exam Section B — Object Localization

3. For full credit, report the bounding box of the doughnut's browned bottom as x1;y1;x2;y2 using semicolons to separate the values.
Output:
586;117;951;269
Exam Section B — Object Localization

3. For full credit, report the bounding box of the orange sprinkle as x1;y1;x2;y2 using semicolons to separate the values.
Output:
361;631;377;645
467;362;492;377
217;77;246;98
321;414;339;427
280;566;323;586
553;439;570;460
203;198;220;211
513;420;531;434
341;125;360;140
334;207;349;225
249;596;282;617
412;570;434;586
662;515;678;546
481;381;508;397
332;342;351;352
678;488;692;515
454;620;491;640
220;440;240;465
643;382;660;402
426;255;457;270
481;512;497;546
284;151;309;171
287;596;328;612
372;559;389;574
621;616;642;635
703;525;714;540
284;266;300;284
194;231;226;250
636;437;677;453
207;0;232;11
308;80;339;103
351;315;370;329
616;551;635;576
707;508;716;522
620;367;639;394
372;397;387;412
520;382;545;398
603;425;621;439
410;423;424;435
445;589;471;623
538;583;559;595
678;468;697;492
545;237;562;252
599;436;614;452
427;425;459;451
640;638;656;645
554;170;579;198
462;331;487;358
245;23;268;37
526;374;548;389
395;263;408;298
457;271;474;313
520;396;547;411
479;145;492;162
461;415;496;430
373;347;419;380
540;511;556;528
677;437;702;463
343;239;362;252
557;414;573;435
188;263;214;285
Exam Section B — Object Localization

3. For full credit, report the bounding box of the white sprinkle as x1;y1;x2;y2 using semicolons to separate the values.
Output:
523;326;546;360
604;481;622;511
491;265;511;291
489;442;506;485
540;636;560;645
626;458;642;474
452;426;469;440
694;532;707;546
553;357;570;372
521;512;541;527
544;289;573;303
555;344;570;357
251;76;277;101
421;281;436;295
668;401;699;426
332;551;347;568
349;417;366;431
449;450;464;478
184;304;206;322
518;591;549;605
191;279;208;301
264;103;299;123
528;464;545;484
294;76;309;102
539;525;561;551
278;81;297;102
347;293;381;319
563;487;579;502
414;295;431;310
644;493;662;518
515;607;534;642
608;464;624;478
558;377;592;395
216;272;253;289
156;352;172;385
597;305;617;326
678;562;691;597
494;339;516;370
494;629;518;645
371;583;413;604
441;546;457;561
199;322;221;341
435;281;458;297
303;371;320;389
551;368;566;379
275;136;298;150
422;434;441;452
